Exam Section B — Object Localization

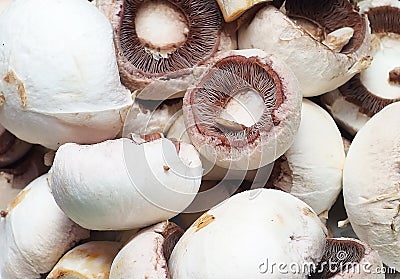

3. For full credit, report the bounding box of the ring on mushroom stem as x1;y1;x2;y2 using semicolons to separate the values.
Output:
321;0;400;135
183;49;301;171
96;0;237;99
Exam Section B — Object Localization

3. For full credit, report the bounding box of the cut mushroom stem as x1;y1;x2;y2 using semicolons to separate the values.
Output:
47;241;121;279
110;221;183;278
322;27;355;52
389;67;400;85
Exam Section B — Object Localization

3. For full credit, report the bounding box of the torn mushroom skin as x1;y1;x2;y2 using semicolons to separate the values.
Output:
183;49;301;171
49;135;202;230
343;102;400;271
169;189;327;278
95;0;237;99
110;221;183;279
238;0;372;97
321;0;400;135
0;175;89;279
0;0;133;149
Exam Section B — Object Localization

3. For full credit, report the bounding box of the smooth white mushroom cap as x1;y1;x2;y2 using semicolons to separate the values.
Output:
169;189;327;278
0;174;89;279
238;5;371;97
47;241;121;279
0;0;133;149
49;137;202;230
278;99;345;215
343;102;400;271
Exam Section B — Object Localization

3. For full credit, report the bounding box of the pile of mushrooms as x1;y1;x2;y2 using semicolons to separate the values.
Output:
0;0;399;278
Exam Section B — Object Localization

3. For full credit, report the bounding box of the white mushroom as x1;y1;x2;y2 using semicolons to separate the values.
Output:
0;174;89;279
95;0;236;99
267;99;345;216
238;1;371;96
0;0;133;149
47;241;121;279
169;189;327;278
182;49;301;170
49;135;202;230
110;221;183;279
343;101;400;271
320;0;400;135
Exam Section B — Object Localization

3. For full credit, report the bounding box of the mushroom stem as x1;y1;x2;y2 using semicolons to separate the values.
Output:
389;67;400;85
322;27;355;52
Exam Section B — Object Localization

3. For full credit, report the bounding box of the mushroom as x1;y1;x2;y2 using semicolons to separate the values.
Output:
95;0;237;99
238;0;372;97
310;238;384;278
123;98;182;137
0;0;133;149
47;241;121;279
266;99;345;217
0;174;89;279
182;49;301;171
169;188;327;278
49;134;202;230
110;221;183;278
320;0;400;135
343;101;400;271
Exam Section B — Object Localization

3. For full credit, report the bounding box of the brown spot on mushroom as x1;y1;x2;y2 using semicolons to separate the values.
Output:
0;94;5;108
302;207;314;217
0;210;8;218
389;67;400;85
163;165;170;171
193;213;215;232
8;188;31;211
140;133;163;142
3;71;27;108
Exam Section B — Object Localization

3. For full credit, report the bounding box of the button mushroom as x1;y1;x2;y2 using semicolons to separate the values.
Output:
0;175;89;279
343;101;400;271
0;0;133;149
238;0;371;96
49;135;202;230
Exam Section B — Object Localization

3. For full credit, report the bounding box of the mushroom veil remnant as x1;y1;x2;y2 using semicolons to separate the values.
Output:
238;0;371;96
95;0;236;99
183;49;301;171
0;0;133;149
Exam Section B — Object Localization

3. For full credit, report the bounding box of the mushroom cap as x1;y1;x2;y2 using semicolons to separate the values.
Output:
275;99;345;215
169;189;327;278
183;49;302;171
0;174;89;279
49;137;202;230
238;4;371;97
47;241;121;279
343;101;400;271
358;0;400;13
0;0;133;149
